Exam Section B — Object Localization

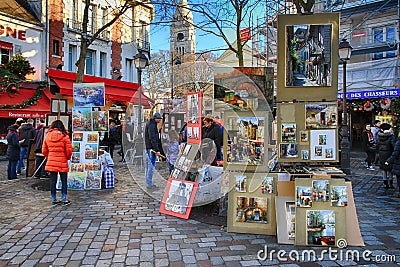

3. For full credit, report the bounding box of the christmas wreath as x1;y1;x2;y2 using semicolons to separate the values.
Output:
363;100;374;111
381;98;391;110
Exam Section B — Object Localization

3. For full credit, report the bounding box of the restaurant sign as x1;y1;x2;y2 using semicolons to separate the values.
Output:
338;89;400;100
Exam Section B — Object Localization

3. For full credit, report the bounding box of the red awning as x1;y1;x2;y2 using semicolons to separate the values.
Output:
0;83;50;118
48;69;154;108
0;41;13;50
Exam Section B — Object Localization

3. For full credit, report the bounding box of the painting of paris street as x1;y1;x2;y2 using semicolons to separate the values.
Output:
286;24;332;87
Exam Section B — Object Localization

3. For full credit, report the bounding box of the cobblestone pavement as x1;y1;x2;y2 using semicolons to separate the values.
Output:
0;151;399;267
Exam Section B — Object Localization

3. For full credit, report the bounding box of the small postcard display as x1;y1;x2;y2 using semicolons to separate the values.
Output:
294;177;347;246
186;92;202;144
159;178;199;219
59;83;107;190
277;103;338;163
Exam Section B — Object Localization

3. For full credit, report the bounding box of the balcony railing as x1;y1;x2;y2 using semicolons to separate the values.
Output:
66;18;110;41
137;38;150;53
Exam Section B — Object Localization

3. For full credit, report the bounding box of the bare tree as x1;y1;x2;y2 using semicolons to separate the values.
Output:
75;0;143;83
143;50;171;99
153;0;264;66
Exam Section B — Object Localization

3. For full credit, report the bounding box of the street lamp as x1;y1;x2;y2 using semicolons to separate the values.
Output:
134;51;149;135
339;38;352;174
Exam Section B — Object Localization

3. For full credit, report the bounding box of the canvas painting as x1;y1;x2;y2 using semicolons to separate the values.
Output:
331;185;348;207
87;133;99;143
235;197;268;223
305;103;337;129
73;83;105;107
235;175;247;192
261;176;274;194
286;25;332;87
59;171;86;190
160;178;199;219
92;110;109;131
296;186;312;207
72;142;80;152
85;162;101;171
84;143;98;160
85;170;102;189
300;131;309;142
71;163;85;172
280;143;299;158
71;153;80;163
72;132;83;141
72;108;92;131
281;123;296;143
312;180;330;201
306;210;336;246
286;202;296;240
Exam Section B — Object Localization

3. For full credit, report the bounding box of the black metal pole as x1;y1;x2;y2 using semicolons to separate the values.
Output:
341;60;351;174
138;68;142;134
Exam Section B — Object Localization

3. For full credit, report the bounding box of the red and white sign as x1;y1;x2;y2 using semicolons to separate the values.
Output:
352;32;366;38
240;28;251;42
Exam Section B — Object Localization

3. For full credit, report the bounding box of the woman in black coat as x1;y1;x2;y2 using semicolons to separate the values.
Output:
385;132;400;195
377;123;396;189
6;124;22;180
361;123;377;170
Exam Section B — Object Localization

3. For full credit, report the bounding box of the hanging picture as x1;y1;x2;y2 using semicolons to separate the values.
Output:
235;175;247;192
73;83;105;107
306;210;336;246
312;180;330;202
85;170;102;189
72;108;92;131
46;114;70;131
281;123;296;142
84;143;98;160
92;109;109;131
72;142;80;152
159;178;199;219
305;103;338;129
331;185;348;207
72;132;83;141
296;186;312;207
235;197;268;223
261;176;274;194
301;150;309;160
300;130;309;142
71;153;80;163
280;143;299;158
71;163;85;172
310;129;336;161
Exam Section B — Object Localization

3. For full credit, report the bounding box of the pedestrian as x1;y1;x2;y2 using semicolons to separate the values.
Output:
33;124;47;178
377;123;396;189
144;112;163;189
42;120;73;206
107;122;119;159
385;132;400;196
15;118;24;128
17;118;36;175
371;120;382;164
202;114;223;165
361;123;377;170
164;130;179;173
6;124;23;180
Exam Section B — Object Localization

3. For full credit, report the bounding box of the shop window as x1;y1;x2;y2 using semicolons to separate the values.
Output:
1;48;11;66
53;40;60;56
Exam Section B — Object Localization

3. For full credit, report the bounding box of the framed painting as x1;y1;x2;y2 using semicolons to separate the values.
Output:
186;92;202;144
46;114;70;131
51;98;68;114
159;178;199;219
73;83;105;107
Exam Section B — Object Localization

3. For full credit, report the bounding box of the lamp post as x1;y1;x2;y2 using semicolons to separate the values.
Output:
134;51;149;135
339;38;352;174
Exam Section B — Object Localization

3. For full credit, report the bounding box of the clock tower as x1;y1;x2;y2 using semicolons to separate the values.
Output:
170;0;196;64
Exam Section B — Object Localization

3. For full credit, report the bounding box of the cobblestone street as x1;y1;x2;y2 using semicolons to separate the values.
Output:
0;151;399;266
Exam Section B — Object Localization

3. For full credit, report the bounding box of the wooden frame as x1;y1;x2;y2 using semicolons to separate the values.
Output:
51;98;68;113
159;178;199;219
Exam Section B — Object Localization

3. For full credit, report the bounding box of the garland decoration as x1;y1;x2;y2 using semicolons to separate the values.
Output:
381;98;391;110
363;100;374;111
0;81;47;109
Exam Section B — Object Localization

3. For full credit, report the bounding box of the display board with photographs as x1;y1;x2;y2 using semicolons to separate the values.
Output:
73;83;105;107
224;111;271;172
276;13;340;102
294;178;346;246
186;92;202;144
159;178;199;219
227;172;277;235
72;107;109;132
277;103;338;162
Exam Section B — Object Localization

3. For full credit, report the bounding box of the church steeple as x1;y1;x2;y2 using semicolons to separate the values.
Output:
170;0;196;64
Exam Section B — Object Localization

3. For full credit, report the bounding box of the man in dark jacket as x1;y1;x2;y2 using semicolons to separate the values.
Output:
17;118;36;175
202;114;223;165
7;125;22;180
144;112;162;189
377;123;396;189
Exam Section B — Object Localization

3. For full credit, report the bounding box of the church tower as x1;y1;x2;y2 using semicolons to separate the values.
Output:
170;0;196;64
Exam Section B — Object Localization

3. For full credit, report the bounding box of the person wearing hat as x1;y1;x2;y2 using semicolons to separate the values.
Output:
144;112;163;189
6;124;24;180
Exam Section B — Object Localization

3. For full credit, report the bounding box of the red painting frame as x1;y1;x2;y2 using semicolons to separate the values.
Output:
186;92;202;144
159;178;199;219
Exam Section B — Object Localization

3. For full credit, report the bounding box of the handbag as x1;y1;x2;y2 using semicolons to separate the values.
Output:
103;166;115;188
